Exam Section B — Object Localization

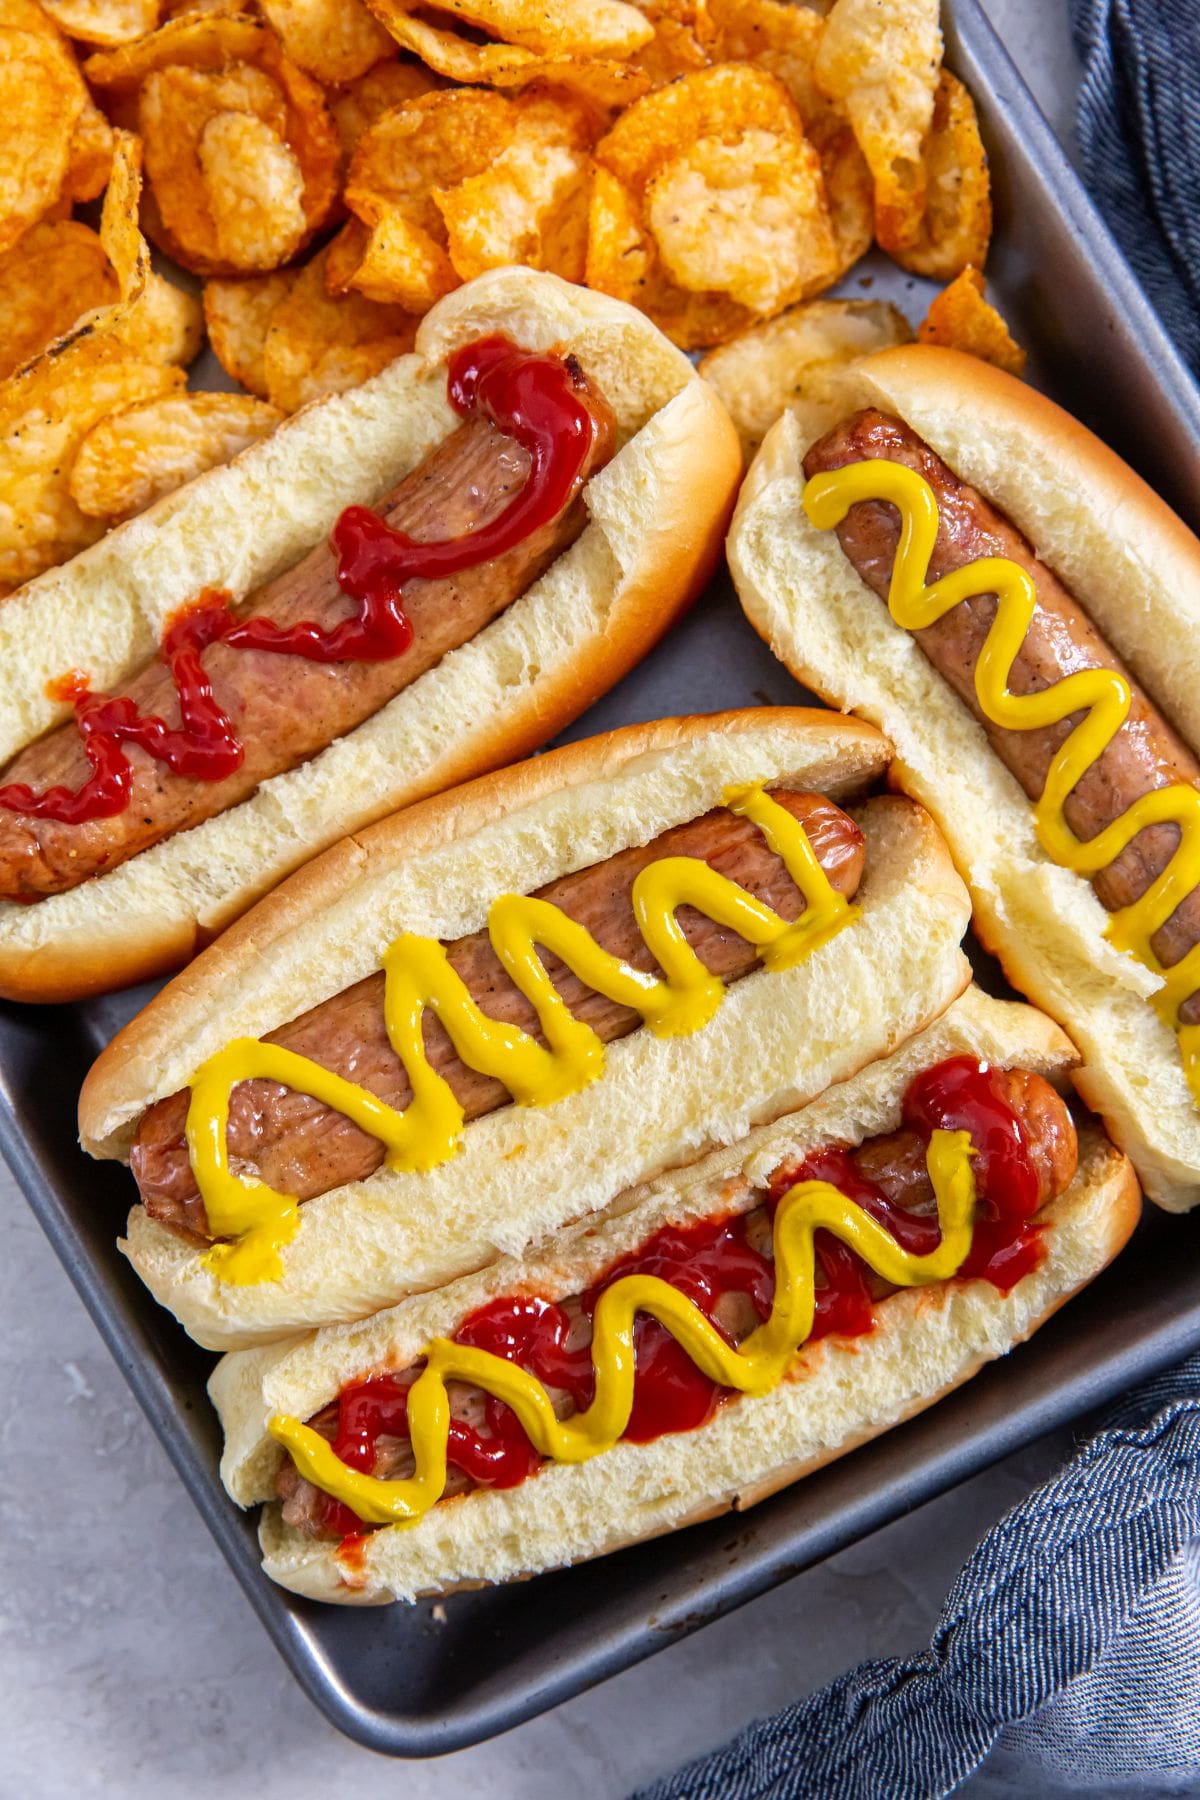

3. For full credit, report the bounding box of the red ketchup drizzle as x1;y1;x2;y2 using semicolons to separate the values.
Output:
0;592;242;825
226;336;597;663
324;1057;1047;1539
1;338;592;828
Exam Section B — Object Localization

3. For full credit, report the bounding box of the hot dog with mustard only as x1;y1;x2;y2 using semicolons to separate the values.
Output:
0;268;741;1003
209;984;1139;1606
727;345;1200;1212
79;708;976;1351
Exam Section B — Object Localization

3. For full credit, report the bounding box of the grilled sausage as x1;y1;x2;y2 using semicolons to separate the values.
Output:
0;374;616;899
276;1064;1078;1539
131;790;866;1237
804;410;1200;1014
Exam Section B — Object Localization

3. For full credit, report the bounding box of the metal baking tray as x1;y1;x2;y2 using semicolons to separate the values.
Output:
8;0;1200;1755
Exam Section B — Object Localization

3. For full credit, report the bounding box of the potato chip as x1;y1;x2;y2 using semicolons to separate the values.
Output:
261;246;419;411
0;221;118;383
360;0;650;101
39;0;158;45
70;390;284;519
0;133;187;591
628;0;713;88
585;162;749;350
707;0;838;141
259;0;393;83
814;0;943;254
0;28;86;255
918;265;1025;375
892;72;991;279
330;56;439;161
597;63;838;318
396;0;651;59
820;124;872;276
200;111;308;270
647;126;838;313
64;95;116;203
204;269;297;395
435;90;595;283
699;296;912;451
343;86;513;308
86;13;340;270
116;271;205;367
0;358;184;589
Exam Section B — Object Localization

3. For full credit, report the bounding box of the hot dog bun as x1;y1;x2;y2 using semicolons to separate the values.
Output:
727;345;1200;1211
0;268;741;1003
208;985;1140;1605
80;708;973;1349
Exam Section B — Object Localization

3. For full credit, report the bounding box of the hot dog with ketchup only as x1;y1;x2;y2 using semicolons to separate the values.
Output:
209;985;1138;1605
728;345;1200;1210
79;709;976;1350
0;268;741;1002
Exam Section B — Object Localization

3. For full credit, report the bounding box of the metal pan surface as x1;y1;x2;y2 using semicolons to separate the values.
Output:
6;0;1200;1755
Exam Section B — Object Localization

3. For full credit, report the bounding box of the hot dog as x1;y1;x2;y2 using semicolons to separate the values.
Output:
208;985;1139;1604
79;708;975;1350
132;791;865;1239
728;345;1200;1210
0;268;741;1001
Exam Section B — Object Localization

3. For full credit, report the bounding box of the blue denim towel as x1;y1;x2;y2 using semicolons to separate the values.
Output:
1072;0;1200;375
638;4;1200;1790
636;1357;1200;1798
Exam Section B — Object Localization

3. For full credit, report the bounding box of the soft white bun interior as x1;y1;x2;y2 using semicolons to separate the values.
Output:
86;709;973;1349
207;985;1139;1604
728;344;1200;1211
0;269;740;1000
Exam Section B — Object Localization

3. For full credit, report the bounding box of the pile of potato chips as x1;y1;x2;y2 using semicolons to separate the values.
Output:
2;0;1026;594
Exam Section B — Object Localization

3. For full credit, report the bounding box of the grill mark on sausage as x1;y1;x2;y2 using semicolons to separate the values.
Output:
0;375;616;899
131;791;866;1237
276;1067;1077;1539
804;410;1200;1020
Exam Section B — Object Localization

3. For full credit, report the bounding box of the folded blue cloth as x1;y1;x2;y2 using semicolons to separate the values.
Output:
637;1356;1200;1798
638;6;1200;1792
1072;0;1200;375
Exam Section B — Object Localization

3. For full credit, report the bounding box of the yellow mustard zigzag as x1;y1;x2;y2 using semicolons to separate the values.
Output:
187;783;858;1284
269;1127;977;1530
804;459;1200;1105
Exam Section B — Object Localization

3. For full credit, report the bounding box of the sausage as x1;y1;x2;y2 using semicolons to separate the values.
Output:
131;791;866;1238
0;373;616;899
803;410;1200;1016
276;1065;1078;1539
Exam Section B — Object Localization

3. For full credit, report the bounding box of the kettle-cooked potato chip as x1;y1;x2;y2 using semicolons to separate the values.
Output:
259;0;393;83
892;72;991;279
585;162;750;349
69;390;284;519
596;64;839;321
814;0;943;255
64;95;116;203
361;0;650;102
0;132;201;590
699;295;913;451
261;246;419;412
627;0;713;89
86;13;340;273
0;221;119;383
435;89;596;283
39;0;158;44
646;126;838;314
0;357;184;589
917;264;1025;373
0;27;86;255
199;110;308;270
204;269;297;395
330;56;440;160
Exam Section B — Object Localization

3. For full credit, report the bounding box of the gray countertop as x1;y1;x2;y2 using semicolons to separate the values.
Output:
3;7;1097;1795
